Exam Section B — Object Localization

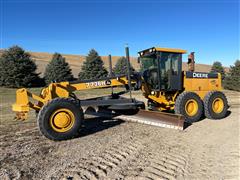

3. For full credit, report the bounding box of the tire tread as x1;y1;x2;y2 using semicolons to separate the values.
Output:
203;91;228;119
175;91;203;123
37;97;82;141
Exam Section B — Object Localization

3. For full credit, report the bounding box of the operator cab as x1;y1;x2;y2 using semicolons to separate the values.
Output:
138;47;187;91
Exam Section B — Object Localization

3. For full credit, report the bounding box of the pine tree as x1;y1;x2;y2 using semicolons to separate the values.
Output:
113;56;135;76
0;45;41;88
210;61;225;79
224;60;240;91
44;53;74;84
78;49;108;80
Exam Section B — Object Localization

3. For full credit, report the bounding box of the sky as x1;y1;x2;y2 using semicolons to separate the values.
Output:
0;0;239;66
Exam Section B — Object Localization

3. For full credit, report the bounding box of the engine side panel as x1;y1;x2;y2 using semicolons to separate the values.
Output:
183;71;222;99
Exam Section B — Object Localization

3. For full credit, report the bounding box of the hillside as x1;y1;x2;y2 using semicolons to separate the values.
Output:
0;50;228;77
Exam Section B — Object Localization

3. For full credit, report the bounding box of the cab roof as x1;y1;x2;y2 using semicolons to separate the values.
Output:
138;47;187;56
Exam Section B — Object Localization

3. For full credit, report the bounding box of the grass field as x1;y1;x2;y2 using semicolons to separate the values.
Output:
0;86;139;125
0;87;40;125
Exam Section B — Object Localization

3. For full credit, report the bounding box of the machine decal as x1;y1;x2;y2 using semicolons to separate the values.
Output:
105;80;111;85
186;72;218;79
86;80;111;88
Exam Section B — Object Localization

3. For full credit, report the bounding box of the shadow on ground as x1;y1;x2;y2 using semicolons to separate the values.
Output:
76;109;232;137
79;117;125;137
188;110;232;128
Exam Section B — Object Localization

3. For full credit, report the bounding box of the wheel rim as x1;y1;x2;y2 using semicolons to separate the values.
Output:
185;99;198;116
212;98;224;113
50;108;75;133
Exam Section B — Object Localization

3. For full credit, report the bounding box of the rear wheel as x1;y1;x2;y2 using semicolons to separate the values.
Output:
37;98;83;141
203;91;228;119
175;92;203;123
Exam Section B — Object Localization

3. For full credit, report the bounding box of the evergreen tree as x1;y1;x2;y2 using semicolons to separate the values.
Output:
210;61;225;79
44;53;74;84
224;60;240;91
0;45;41;88
78;49;108;80
113;56;135;76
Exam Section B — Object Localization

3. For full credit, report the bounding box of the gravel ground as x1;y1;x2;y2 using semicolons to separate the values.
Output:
0;90;239;180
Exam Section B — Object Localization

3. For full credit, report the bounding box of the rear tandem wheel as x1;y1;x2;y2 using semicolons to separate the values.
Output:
203;91;228;119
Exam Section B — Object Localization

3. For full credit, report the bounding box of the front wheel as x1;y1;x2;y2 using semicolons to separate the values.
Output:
203;91;228;119
37;98;83;141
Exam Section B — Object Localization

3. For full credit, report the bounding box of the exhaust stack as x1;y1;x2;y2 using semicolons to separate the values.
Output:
187;52;195;72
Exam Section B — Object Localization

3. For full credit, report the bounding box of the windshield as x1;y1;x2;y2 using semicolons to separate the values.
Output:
140;55;158;71
140;55;159;90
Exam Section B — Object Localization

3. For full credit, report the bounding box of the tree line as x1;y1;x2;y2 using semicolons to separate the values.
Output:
0;46;134;88
0;45;239;91
210;60;240;91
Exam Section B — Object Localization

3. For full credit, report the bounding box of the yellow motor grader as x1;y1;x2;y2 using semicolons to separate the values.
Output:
12;46;228;140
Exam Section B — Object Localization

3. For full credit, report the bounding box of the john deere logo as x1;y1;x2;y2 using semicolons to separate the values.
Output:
186;72;218;79
193;73;208;78
105;80;111;85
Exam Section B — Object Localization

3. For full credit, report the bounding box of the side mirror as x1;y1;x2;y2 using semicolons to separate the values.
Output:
137;57;140;64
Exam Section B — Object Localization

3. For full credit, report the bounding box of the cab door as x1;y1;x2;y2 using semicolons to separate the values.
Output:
159;52;182;91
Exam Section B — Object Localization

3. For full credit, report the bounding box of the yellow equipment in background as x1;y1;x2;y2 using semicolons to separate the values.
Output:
12;46;228;141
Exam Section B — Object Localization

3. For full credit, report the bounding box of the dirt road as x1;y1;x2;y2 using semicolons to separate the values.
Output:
0;90;239;180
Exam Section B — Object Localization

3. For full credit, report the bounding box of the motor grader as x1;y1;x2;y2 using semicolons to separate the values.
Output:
12;46;228;140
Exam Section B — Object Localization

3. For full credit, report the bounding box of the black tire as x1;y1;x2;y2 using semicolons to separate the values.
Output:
203;91;228;119
37;98;83;141
147;99;155;111
175;92;203;123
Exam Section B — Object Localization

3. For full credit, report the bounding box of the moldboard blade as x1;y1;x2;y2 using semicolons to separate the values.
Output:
115;109;185;130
